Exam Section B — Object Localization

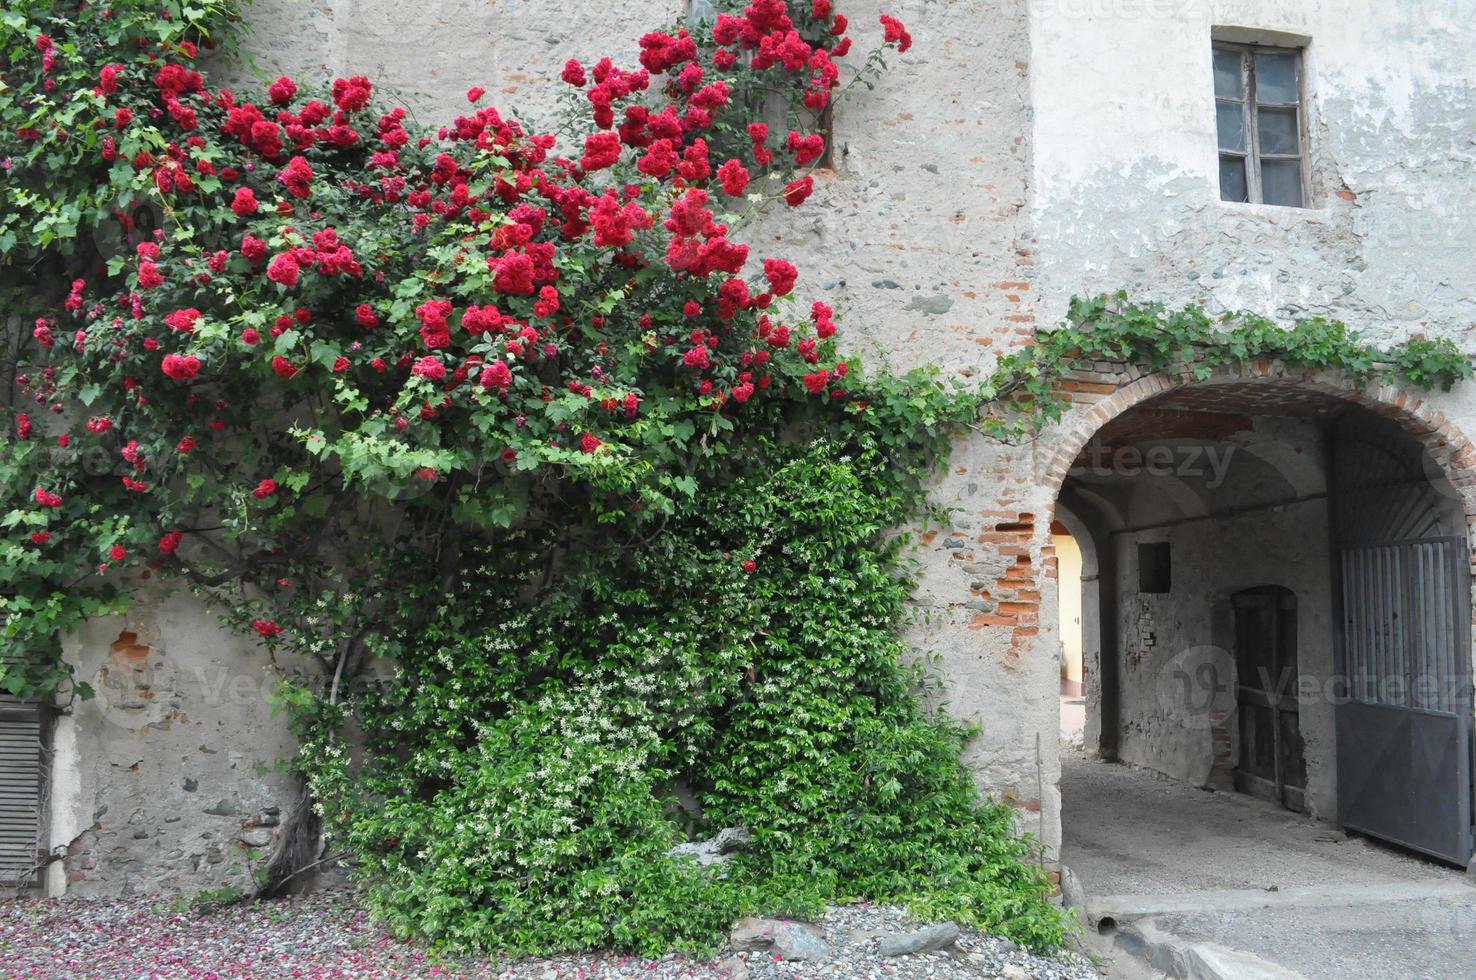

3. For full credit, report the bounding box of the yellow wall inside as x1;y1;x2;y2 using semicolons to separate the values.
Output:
1053;533;1084;693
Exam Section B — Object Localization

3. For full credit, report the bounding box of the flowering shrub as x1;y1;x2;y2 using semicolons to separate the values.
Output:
0;0;906;693
1;0;1072;952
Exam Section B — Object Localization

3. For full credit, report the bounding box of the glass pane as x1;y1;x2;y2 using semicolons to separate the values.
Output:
1216;101;1245;151
1258;107;1300;155
1261;159;1303;207
1213;48;1244;99
1255;51;1298;102
1219;155;1248;203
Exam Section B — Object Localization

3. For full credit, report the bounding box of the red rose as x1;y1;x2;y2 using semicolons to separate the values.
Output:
241;236;268;263
742;559;758;573
253;479;277;499
561;59;587;87
159;531;182;556
880;14;913;52
277;155;314;199
786;131;826;167
580;131;622;171
802;371;829;394
252;619;283;638
467;86;485;102
271;355;298;378
763;258;799;297
491;253;535;296
579;433;602;453
230;187;258;216
480;360;514;390
267;253;300;287
138;260;164;288
176;436;197;453
165;308;203;333
354;304;379;328
241;328;260;345
268;75;297;105
161;353;201;381
411;356;446;380
783;176;815;207
718;159;749;197
331;75;372;113
108;544;126;562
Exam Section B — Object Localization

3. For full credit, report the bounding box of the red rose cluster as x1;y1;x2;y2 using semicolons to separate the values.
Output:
24;1;913;585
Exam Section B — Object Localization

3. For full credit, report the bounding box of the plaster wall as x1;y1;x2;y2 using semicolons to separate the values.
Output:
1029;0;1476;344
1055;533;1084;692
1112;499;1339;817
43;582;303;897
53;0;1051;892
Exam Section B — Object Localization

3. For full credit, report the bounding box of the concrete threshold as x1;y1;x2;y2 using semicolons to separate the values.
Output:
1065;867;1475;980
1087;876;1475;924
1114;919;1308;980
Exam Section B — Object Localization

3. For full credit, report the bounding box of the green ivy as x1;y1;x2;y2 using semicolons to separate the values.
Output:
984;293;1473;437
288;435;1066;956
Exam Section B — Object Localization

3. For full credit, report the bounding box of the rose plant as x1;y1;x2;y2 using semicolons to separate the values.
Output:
0;0;911;692
0;0;1075;954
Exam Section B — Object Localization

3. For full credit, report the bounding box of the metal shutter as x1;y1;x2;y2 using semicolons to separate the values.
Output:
0;649;47;888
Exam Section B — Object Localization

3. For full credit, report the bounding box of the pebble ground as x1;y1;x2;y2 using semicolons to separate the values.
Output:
0;892;1102;980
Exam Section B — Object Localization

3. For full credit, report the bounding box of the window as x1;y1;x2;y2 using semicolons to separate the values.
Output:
0;697;46;889
1214;42;1307;207
1138;542;1172;594
0;649;49;890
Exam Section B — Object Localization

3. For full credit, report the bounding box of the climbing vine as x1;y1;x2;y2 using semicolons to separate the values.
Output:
1;0;1470;958
984;293;1471;437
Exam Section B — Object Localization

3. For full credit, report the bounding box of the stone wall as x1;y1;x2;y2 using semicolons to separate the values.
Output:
37;0;1476;893
46;582;304;896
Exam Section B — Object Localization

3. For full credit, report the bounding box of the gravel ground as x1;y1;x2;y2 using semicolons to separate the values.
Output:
0;892;1101;980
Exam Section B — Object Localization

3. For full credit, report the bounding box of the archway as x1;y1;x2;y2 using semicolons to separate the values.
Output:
1039;364;1476;896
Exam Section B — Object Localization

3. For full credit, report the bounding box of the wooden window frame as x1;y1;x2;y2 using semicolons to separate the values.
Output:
1214;41;1310;208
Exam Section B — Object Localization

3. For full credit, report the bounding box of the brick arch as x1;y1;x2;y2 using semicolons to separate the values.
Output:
956;361;1476;673
1038;361;1476;528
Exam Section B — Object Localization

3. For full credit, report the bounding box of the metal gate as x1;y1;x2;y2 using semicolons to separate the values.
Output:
1336;538;1473;864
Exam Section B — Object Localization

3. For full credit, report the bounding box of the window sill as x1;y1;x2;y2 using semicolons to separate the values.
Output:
1214;199;1330;221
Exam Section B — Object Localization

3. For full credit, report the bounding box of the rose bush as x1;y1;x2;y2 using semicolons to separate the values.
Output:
0;0;1072;953
0;0;908;694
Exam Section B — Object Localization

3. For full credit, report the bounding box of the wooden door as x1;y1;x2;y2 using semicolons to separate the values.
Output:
1233;587;1306;812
